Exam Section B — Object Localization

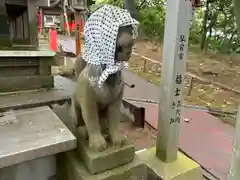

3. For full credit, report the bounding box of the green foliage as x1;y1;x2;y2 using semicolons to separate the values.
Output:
139;2;165;41
87;0;96;7
102;0;123;7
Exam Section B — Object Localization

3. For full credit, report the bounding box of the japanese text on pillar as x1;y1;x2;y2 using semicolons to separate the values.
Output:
170;35;186;125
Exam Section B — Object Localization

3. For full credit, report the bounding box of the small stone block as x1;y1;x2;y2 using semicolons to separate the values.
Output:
77;133;135;174
137;147;203;180
57;151;146;180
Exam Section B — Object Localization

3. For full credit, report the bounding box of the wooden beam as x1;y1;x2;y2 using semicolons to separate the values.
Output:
27;0;38;47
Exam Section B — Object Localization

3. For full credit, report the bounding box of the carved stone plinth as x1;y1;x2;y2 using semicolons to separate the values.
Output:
57;151;146;180
77;130;135;174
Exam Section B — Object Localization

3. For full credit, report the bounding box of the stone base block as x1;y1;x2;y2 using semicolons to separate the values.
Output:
77;135;135;174
138;147;203;180
0;155;56;180
57;151;146;180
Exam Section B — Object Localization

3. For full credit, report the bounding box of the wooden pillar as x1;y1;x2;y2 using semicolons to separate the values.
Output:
75;24;81;57
39;8;44;34
60;12;65;33
27;0;38;47
0;0;11;47
74;11;82;56
156;0;194;162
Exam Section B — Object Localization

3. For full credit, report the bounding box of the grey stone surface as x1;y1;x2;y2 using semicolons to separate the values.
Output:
0;106;76;168
57;151;146;180
0;155;56;180
0;75;54;92
77;132;135;174
51;102;77;136
0;76;73;112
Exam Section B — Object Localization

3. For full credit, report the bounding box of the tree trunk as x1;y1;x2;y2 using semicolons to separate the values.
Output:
227;30;237;49
205;13;218;51
200;0;210;51
123;0;139;21
234;0;240;32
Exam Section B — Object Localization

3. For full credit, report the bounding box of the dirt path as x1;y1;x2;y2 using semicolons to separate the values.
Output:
130;40;240;115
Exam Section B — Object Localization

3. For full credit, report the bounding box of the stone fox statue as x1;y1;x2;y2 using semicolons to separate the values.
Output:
72;5;139;152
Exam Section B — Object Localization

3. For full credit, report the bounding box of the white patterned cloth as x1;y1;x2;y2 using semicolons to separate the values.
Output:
82;5;139;88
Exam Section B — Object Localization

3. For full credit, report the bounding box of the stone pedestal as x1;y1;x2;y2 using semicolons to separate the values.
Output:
77;135;135;174
57;151;146;180
137;147;203;180
0;155;56;180
56;122;145;180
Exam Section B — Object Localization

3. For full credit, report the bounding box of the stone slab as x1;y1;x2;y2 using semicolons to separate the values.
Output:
0;155;56;180
0;76;73;111
0;57;39;67
11;45;37;50
137;147;203;180
0;106;77;168
57;151;146;180
0;50;55;57
0;75;54;92
77;132;135;174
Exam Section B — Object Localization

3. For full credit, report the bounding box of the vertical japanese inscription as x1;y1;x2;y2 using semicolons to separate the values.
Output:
170;34;186;125
175;74;183;84
178;35;186;60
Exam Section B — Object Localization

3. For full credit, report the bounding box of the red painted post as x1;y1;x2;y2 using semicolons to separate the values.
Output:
75;24;81;57
80;18;84;33
49;29;57;52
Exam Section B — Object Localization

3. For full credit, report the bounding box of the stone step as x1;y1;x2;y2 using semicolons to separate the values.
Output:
0;76;72;112
0;106;76;169
0;50;55;92
11;44;37;51
0;75;54;92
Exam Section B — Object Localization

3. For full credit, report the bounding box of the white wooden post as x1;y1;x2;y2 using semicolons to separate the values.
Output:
228;105;240;180
156;0;194;162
